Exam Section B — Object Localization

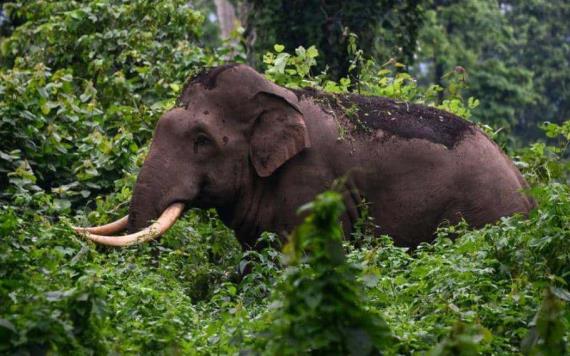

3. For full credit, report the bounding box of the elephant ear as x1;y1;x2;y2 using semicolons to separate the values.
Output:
250;91;311;177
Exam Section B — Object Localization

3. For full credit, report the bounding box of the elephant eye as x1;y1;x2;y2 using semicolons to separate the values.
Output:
193;133;213;152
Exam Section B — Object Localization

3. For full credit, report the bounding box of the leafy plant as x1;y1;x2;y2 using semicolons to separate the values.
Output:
259;191;393;355
262;44;480;121
522;288;569;355
0;0;225;213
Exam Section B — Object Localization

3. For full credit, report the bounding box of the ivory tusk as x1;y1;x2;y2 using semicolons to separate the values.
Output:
74;203;184;247
72;215;128;236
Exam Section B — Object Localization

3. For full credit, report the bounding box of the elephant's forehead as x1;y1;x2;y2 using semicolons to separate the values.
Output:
184;85;261;122
157;107;226;139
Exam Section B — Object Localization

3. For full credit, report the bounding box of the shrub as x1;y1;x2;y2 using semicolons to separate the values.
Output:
259;191;393;354
0;0;220;214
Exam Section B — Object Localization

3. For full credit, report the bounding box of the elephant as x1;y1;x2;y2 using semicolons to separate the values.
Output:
74;64;535;249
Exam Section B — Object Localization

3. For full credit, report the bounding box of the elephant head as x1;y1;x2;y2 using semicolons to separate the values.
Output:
74;64;311;246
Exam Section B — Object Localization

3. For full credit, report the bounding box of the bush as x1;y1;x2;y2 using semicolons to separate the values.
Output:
259;191;393;354
0;0;220;214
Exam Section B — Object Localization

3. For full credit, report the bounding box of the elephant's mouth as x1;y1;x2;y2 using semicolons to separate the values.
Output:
72;202;185;247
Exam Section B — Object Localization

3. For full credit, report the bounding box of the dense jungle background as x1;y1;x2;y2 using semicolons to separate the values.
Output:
0;0;569;354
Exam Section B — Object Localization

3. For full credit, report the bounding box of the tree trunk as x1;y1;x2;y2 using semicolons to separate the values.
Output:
214;0;237;40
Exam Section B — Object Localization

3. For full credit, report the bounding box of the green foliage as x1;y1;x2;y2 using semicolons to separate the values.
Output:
514;120;570;186
414;0;570;140
503;0;570;139
0;205;242;354
3;178;569;353
522;288;569;355
263;44;480;121
242;0;425;79
247;0;570;142
428;322;493;355
0;0;225;211
263;44;320;88
259;192;393;354
349;179;569;353
414;0;535;130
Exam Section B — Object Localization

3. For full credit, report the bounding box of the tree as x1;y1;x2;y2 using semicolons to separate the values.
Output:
413;0;570;140
502;0;570;139
0;0;212;203
413;0;535;133
213;0;237;39
240;0;426;80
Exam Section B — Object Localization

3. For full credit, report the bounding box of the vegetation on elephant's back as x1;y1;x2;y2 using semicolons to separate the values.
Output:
0;0;569;354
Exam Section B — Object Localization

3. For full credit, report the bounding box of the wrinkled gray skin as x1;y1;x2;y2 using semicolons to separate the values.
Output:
128;64;534;249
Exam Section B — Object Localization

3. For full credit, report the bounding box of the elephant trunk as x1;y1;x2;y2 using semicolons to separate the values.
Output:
71;160;190;247
127;160;173;233
127;182;161;234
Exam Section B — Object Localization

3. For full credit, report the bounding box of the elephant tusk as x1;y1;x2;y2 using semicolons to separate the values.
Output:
73;203;184;247
72;215;128;236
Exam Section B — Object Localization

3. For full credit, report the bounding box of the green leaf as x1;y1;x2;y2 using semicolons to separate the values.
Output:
306;46;319;58
274;44;285;53
53;199;71;211
40;102;51;115
0;319;16;333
